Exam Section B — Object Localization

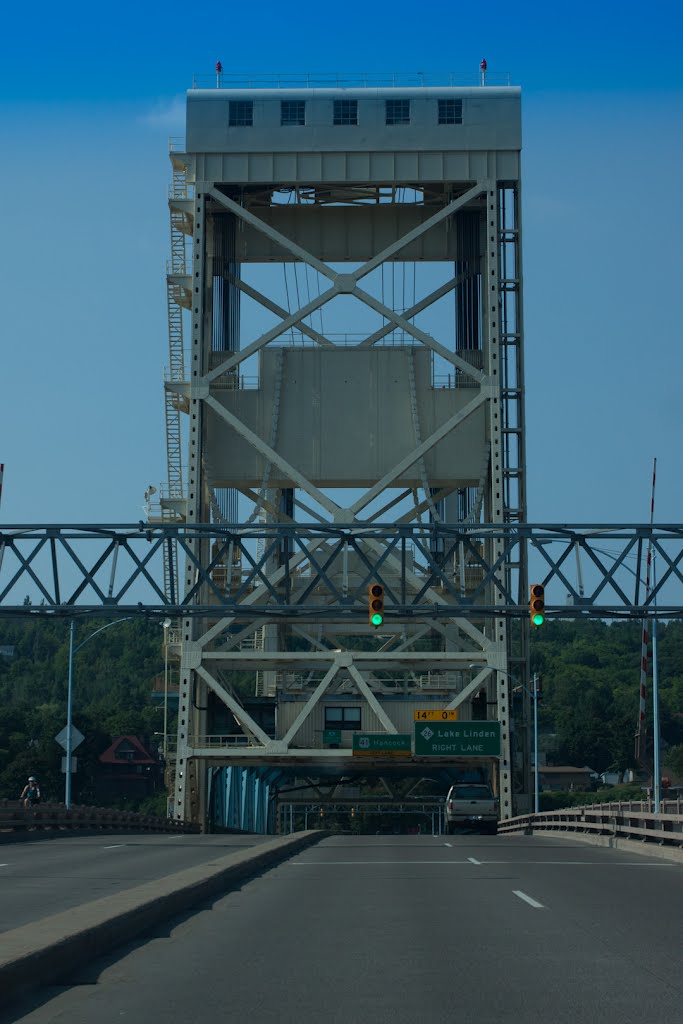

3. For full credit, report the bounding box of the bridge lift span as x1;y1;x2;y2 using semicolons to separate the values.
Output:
153;74;529;828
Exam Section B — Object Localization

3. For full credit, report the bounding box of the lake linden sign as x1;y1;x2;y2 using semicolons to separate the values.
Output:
414;721;501;757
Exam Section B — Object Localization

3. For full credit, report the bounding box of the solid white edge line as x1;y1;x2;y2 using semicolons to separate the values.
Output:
513;889;544;909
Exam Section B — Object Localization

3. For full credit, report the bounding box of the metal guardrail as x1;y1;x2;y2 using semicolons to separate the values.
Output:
0;801;198;836
499;801;683;847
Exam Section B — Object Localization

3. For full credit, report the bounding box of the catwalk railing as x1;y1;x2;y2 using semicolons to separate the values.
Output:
0;801;199;837
1;522;682;619
498;801;683;846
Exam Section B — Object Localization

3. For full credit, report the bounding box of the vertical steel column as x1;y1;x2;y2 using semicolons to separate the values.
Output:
175;187;211;824
499;183;530;809
484;183;512;819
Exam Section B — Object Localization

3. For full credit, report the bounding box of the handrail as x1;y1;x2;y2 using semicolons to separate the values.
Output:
191;72;514;90
0;801;198;836
499;800;683;847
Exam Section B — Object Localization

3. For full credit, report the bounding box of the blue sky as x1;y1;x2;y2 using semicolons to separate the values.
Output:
1;0;682;530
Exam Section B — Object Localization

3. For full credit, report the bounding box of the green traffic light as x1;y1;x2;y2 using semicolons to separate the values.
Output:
371;613;383;627
532;612;545;626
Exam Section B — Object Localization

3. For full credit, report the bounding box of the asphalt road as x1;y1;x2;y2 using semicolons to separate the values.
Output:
0;833;272;932
3;833;682;1024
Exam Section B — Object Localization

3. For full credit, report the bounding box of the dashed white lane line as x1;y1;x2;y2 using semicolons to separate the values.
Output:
0;863;8;868
444;842;453;848
513;889;544;909
468;857;481;865
102;844;125;849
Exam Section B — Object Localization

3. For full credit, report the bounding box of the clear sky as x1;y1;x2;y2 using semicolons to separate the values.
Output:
1;0;682;529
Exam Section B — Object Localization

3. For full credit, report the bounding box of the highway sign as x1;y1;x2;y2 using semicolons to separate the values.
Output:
323;729;342;745
55;725;85;752
414;721;501;757
414;709;459;721
352;733;412;757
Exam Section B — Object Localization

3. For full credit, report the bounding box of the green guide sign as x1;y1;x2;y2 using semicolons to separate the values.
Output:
414;721;501;757
352;733;412;757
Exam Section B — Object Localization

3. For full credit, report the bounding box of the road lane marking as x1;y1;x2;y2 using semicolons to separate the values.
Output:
292;860;478;865
102;844;125;849
513;890;544;909
291;859;675;868
444;842;453;848
0;863;9;868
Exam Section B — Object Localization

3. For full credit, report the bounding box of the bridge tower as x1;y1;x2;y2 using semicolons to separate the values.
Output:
164;72;528;825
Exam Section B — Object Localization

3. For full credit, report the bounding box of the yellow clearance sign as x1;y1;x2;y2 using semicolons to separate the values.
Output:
414;709;459;721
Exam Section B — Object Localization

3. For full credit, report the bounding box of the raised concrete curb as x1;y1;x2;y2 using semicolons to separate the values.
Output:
0;830;325;1005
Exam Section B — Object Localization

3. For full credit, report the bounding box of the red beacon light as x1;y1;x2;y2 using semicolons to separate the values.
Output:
216;61;223;74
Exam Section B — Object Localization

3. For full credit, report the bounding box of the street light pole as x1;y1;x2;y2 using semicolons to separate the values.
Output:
652;557;661;813
65;620;75;809
533;672;539;814
64;617;133;809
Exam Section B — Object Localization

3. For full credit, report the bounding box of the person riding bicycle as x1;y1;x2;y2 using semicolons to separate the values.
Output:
20;776;41;808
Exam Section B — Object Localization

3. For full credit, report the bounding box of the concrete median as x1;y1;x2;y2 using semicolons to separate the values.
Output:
0;829;325;1005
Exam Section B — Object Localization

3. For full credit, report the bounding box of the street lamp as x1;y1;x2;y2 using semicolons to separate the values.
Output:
161;618;172;757
65;617;133;809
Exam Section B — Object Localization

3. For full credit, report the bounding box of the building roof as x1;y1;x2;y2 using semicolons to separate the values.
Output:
98;735;158;766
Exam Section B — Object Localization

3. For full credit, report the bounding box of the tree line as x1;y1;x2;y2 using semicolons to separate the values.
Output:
0;615;681;806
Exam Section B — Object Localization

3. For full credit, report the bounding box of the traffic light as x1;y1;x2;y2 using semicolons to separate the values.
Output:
530;584;545;626
368;583;385;628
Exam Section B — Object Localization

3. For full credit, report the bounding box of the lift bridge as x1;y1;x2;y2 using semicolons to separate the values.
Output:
3;73;682;831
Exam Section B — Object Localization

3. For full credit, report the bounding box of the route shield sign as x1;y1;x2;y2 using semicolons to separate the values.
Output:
414;721;501;757
352;733;412;757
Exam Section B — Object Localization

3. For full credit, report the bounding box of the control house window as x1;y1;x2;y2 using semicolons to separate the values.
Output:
385;99;410;125
438;98;463;125
333;99;358;125
324;707;362;730
229;100;253;126
281;100;305;126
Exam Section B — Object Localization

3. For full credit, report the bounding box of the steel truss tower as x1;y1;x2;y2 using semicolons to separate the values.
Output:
166;77;527;824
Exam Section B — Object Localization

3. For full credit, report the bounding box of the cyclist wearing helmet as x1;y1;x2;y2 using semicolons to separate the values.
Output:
20;777;41;808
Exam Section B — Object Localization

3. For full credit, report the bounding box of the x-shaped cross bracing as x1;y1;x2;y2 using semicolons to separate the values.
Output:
197;179;491;527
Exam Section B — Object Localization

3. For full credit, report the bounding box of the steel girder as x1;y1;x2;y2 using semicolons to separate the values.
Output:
1;522;682;619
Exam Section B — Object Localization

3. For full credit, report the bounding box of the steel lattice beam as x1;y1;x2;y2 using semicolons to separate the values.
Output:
0;523;681;619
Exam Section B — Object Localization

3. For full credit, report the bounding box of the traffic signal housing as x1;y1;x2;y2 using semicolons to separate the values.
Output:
368;583;385;628
530;584;545;627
